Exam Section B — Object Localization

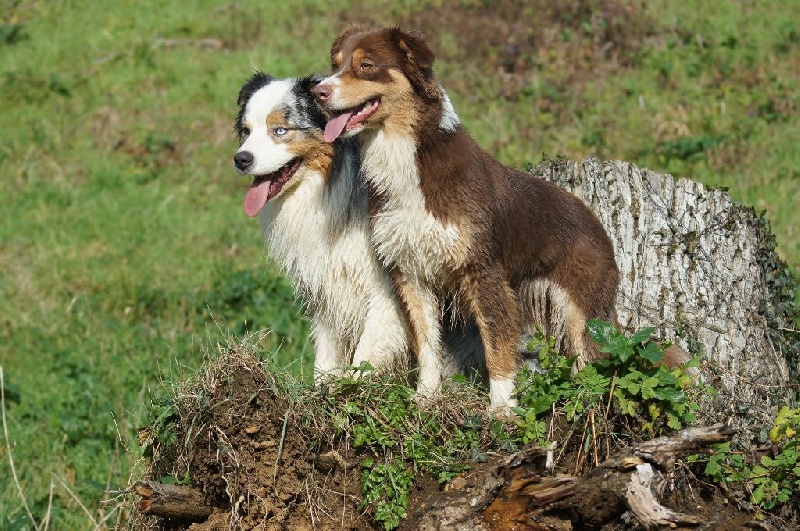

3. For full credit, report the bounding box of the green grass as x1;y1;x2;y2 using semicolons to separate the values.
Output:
1;0;798;528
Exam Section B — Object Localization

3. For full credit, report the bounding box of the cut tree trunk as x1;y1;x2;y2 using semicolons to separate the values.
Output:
536;158;794;434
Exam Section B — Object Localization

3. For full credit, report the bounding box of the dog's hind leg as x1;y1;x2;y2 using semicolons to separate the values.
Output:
460;268;521;412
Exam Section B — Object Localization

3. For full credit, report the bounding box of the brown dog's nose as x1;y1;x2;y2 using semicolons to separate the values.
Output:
312;84;332;103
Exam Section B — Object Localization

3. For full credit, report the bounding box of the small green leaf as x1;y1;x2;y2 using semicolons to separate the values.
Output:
705;459;722;476
652;386;685;402
629;327;655;345
682;356;702;369
653;370;678;387
751;484;765;505
586;319;616;344
640;376;660;399
666;413;682;430
638;342;664;364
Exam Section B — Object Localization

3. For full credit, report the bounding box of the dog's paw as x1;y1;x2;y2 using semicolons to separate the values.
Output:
488;399;519;419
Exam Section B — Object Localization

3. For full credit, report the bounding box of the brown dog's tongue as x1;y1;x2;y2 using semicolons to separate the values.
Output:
323;112;353;143
243;179;272;217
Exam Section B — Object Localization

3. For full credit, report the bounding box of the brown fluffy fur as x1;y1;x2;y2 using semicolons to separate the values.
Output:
314;26;620;408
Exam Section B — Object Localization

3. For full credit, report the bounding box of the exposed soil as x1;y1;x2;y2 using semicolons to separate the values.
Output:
141;357;373;530
130;347;789;531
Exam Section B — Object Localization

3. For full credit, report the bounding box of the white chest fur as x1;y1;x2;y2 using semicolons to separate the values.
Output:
361;131;464;283
259;163;373;337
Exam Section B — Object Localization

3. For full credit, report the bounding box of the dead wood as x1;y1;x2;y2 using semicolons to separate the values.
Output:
133;480;214;522
412;424;735;530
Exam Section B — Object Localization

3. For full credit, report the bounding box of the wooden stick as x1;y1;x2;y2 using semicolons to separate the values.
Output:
134;481;213;522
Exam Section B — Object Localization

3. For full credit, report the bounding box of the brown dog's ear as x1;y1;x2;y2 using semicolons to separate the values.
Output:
330;24;367;68
390;28;440;102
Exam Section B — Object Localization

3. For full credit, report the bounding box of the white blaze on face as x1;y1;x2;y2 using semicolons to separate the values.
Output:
237;79;295;176
316;74;361;143
317;73;343;94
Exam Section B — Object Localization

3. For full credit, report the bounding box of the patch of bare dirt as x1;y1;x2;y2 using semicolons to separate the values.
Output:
137;348;374;530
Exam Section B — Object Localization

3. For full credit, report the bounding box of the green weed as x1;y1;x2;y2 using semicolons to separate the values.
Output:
305;365;493;529
514;322;704;455
359;457;415;530
692;406;800;511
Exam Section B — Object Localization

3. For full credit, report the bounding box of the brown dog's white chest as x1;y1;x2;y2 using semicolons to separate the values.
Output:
362;131;467;283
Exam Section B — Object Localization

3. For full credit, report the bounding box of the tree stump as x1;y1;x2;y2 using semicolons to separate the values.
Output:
535;158;796;436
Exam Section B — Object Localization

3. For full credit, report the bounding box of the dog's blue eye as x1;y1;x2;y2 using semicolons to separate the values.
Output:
274;127;288;136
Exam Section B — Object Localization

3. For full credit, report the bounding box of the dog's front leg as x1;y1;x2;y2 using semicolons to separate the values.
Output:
393;274;444;398
352;278;410;372
460;269;521;413
311;317;346;381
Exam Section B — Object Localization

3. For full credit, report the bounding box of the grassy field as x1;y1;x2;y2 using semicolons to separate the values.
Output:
1;0;797;528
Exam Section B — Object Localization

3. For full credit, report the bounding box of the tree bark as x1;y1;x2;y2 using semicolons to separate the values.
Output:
535;158;793;433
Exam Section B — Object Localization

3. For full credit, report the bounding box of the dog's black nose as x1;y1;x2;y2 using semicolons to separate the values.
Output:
234;151;254;171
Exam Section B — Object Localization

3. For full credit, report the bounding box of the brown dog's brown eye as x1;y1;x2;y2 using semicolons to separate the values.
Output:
359;62;374;71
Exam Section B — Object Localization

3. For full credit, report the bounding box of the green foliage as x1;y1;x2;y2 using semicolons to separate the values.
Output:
589;320;701;434
656;133;729;163
514;321;702;450
749;208;800;387
0;23;27;45
197;267;311;361
693;406;800;511
359;458;415;530
140;390;181;456
309;366;490;529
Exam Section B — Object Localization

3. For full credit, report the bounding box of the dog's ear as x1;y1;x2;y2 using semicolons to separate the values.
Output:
300;73;325;91
237;71;274;107
330;24;367;69
390;28;440;102
298;74;329;130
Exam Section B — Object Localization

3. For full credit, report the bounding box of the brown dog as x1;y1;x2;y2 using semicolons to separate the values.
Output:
313;26;620;410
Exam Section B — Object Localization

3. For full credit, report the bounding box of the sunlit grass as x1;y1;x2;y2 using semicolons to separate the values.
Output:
1;0;797;527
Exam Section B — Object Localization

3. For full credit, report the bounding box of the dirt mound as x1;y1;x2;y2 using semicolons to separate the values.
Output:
137;344;375;530
130;339;791;530
184;366;311;529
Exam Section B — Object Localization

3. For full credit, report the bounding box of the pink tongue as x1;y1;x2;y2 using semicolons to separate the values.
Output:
243;179;272;217
323;111;355;143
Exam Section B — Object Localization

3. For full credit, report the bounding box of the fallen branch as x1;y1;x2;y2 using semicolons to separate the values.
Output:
411;423;736;530
133;481;213;522
626;463;704;530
